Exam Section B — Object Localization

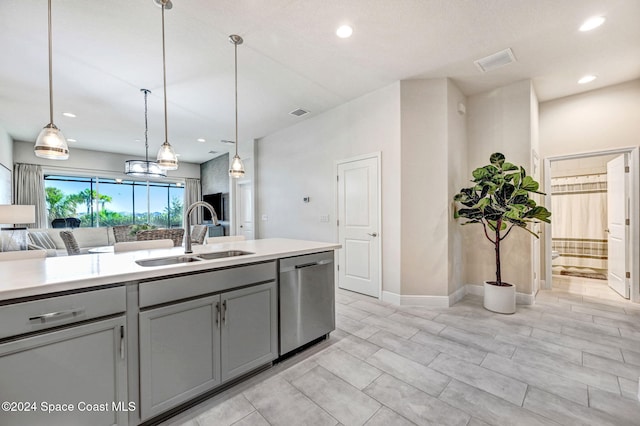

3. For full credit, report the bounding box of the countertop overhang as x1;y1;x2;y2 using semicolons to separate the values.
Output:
0;238;340;302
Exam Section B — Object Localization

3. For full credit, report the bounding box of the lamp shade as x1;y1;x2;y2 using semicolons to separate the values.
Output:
34;124;69;160
157;141;178;170
0;205;36;226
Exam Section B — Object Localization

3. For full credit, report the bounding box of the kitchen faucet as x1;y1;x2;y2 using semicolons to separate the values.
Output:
184;201;218;254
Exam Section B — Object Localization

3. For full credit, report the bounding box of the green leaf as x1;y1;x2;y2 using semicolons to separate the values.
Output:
521;176;539;192
489;153;505;167
502;162;518;171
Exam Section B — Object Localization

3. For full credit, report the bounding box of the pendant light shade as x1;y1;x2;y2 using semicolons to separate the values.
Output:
228;34;245;179
156;0;178;171
125;89;167;178
34;0;68;160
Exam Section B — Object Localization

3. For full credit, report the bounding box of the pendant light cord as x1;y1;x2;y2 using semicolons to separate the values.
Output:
47;0;54;125
142;89;150;162
234;41;238;157
161;2;169;143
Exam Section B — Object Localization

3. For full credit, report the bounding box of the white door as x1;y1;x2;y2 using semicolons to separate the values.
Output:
337;156;380;298
236;181;254;240
607;155;629;298
531;152;541;295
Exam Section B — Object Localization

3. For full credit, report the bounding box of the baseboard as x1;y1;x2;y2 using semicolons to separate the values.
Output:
381;291;449;308
381;291;401;305
448;286;467;306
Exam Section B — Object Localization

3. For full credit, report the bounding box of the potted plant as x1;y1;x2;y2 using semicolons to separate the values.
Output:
453;153;551;314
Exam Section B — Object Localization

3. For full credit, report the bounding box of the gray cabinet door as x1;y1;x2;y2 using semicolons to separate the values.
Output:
220;281;277;382
0;316;128;426
139;295;221;420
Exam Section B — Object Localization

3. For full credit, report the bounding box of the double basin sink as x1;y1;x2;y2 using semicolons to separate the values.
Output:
136;250;253;267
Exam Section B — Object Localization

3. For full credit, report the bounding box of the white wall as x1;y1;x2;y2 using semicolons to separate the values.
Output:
13;140;200;179
257;82;402;295
540;79;640;158
0;126;13;175
465;80;535;294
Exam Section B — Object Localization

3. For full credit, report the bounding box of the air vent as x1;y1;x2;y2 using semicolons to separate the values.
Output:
474;48;516;73
208;150;219;154
219;140;235;145
289;108;309;117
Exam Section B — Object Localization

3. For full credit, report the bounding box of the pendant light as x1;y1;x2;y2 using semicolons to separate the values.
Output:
34;0;69;160
155;0;178;170
125;89;167;178
228;34;245;179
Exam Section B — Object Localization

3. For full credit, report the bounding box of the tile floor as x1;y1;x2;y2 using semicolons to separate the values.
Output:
164;284;640;426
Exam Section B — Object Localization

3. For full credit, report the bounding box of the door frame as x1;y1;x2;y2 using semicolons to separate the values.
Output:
543;146;639;303
335;152;382;299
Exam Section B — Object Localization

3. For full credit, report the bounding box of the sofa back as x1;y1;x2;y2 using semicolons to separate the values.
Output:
28;227;115;250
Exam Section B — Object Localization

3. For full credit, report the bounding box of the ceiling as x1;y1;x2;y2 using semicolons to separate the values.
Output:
1;0;639;165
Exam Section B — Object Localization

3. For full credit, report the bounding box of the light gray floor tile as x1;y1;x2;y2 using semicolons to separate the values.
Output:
531;328;624;361
367;330;439;366
353;325;381;339
622;349;640;366
363;374;469;426
439;326;516;358
387;312;446;334
243;376;337;426
231;411;270;426
522;387;619;426
350;300;396;317
438;380;558;426
336;292;359;305
618;377;640;400
512;348;620;393
361;314;419;339
315;348;382;390
336;303;372;321
481;352;588;406
336;313;369;335
410;330;487;365
363;407;415;426
366;348;450;397
396;305;440;320
619;327;640;341
278;358;319;383
467;418;492;426
544;312;621;337
593;315;640;332
495;332;582;364
583;352;640;381
429;353;527;406
588;387;640;425
292;366;381;426
562;326;640;352
541;308;594;323
571;304;637;321
195;394;255;426
332;334;381;360
434;313;531;337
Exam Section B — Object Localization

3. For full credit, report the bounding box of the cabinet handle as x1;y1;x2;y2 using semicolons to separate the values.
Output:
29;307;86;323
216;302;220;329
222;300;227;324
119;326;125;360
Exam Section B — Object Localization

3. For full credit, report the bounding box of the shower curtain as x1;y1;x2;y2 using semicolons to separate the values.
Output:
551;174;608;278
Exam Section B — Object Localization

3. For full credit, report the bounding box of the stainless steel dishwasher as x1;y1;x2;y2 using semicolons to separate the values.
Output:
279;251;335;356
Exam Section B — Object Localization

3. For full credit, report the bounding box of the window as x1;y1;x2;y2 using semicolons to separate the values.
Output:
44;175;184;228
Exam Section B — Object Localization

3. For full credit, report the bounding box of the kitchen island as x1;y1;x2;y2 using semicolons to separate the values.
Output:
0;238;339;426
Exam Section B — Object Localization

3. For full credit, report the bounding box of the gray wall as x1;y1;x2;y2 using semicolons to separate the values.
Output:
201;153;229;195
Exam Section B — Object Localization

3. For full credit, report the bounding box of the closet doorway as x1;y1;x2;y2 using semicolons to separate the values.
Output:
543;147;639;303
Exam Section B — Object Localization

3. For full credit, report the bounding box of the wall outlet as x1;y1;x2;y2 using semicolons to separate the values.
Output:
320;215;329;223
261;214;268;221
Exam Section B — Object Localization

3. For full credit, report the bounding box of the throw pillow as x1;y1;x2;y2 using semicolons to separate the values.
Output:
28;231;57;250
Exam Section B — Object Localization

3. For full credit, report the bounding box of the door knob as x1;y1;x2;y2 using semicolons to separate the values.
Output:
367;232;378;237
605;228;610;233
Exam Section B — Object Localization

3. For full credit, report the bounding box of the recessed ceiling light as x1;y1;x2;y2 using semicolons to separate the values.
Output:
336;25;353;38
175;182;183;187
580;16;605;32
62;112;76;118
197;138;206;143
66;138;76;142
115;178;123;184
578;75;597;84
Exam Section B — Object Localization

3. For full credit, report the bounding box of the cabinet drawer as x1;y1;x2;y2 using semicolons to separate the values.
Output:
139;261;276;308
0;286;126;340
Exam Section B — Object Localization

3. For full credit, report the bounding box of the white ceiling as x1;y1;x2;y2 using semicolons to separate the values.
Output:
1;0;639;165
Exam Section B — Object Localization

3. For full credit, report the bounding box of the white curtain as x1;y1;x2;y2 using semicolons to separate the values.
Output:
13;163;47;228
551;174;607;270
183;178;202;228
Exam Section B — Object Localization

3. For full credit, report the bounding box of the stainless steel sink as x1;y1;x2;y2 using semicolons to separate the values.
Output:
196;250;254;260
136;255;203;267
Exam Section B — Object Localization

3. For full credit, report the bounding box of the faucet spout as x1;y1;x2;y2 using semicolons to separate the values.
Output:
184;201;218;254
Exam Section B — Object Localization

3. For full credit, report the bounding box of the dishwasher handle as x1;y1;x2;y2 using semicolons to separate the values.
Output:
294;259;333;269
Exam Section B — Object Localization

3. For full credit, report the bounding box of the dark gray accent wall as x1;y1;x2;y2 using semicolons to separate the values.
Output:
201;153;229;195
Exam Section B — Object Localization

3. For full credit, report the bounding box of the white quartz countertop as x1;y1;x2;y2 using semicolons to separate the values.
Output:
0;238;340;302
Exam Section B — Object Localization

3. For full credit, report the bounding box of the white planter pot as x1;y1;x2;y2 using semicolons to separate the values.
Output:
483;281;516;314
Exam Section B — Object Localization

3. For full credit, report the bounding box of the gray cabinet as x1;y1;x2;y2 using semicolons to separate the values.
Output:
221;281;278;382
138;265;278;421
0;316;128;426
138;295;221;421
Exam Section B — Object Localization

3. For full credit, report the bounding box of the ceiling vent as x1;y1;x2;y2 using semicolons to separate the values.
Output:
208;150;219;154
289;108;309;117
474;48;516;73
219;140;235;145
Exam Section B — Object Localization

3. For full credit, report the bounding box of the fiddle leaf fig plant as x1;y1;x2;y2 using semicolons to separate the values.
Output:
453;153;551;286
